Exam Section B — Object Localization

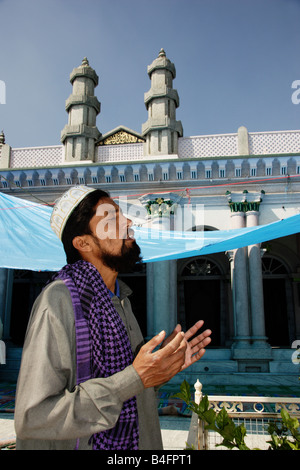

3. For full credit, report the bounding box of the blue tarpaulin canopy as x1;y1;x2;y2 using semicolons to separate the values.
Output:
0;191;300;271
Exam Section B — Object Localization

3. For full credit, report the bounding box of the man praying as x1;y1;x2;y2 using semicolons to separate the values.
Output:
14;185;211;450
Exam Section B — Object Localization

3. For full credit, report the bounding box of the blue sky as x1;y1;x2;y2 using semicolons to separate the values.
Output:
0;0;299;148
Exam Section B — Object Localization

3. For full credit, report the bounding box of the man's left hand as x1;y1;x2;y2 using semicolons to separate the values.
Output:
161;321;212;371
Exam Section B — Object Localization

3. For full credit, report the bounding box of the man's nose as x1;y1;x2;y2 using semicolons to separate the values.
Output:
120;212;132;228
126;216;133;228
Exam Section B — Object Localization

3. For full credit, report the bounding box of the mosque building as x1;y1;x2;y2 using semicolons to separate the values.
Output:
0;50;299;388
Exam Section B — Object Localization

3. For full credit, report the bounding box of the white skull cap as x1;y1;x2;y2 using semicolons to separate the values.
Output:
50;185;97;240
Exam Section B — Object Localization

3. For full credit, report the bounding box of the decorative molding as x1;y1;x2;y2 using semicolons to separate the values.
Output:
226;190;265;213
139;192;182;218
98;126;145;146
144;197;176;217
99;130;144;146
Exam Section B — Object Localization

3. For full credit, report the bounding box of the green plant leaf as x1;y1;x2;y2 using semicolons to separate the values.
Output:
216;407;231;429
219;421;236;442
216;439;235;450
234;425;248;449
198;394;210;413
172;379;191;404
202;409;217;426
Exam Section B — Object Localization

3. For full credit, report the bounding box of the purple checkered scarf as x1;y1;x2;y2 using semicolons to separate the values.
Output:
53;260;139;450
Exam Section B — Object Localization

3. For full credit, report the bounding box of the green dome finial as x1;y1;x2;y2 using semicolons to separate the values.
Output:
82;57;89;66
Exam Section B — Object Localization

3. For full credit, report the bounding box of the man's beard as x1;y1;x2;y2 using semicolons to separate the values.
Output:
94;237;143;273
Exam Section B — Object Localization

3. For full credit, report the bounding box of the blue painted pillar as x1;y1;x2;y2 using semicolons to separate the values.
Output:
246;210;269;349
0;268;13;340
230;212;251;349
145;211;177;338
147;258;177;338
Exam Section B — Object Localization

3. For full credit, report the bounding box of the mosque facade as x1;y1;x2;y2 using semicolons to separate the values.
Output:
0;50;300;387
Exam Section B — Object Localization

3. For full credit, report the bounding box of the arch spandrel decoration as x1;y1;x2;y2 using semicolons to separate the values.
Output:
180;258;222;277
98;128;145;146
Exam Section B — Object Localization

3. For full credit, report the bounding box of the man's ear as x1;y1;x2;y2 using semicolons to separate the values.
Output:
72;235;92;255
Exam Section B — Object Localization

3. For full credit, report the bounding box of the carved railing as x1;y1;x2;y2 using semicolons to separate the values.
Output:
187;379;300;450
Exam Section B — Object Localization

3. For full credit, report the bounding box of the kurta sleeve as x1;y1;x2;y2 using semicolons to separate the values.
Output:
14;280;144;444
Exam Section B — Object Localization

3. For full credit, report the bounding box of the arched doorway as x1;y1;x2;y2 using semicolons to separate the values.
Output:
262;255;295;346
178;255;230;346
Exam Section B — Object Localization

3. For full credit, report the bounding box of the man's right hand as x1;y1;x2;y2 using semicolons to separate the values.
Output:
132;330;187;388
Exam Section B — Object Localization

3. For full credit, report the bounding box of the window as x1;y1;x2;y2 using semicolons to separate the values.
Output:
134;173;140;182
191;170;197;179
281;166;287;175
158;131;162;152
266;167;272;176
119;174;125;182
105;176;111;183
235;168;241;177
251;168;256;177
92;176;98;184
163;172;168;181
66;177;72;185
72;138;77;159
219;169;225;178
177;171;183;180
148;173;154;181
53;178;59;186
262;256;288;275
205;169;211;179
171;131;174;154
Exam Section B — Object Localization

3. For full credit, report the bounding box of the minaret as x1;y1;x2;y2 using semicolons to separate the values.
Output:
142;49;183;156
0;131;11;169
61;58;101;162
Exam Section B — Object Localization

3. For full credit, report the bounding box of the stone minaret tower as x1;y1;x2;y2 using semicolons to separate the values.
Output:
61;58;101;162
142;49;183;156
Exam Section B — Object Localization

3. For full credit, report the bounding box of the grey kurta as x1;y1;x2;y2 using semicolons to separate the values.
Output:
14;279;163;450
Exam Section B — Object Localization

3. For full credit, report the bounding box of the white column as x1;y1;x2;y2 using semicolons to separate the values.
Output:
230;212;251;348
246;211;269;348
147;259;177;337
145;211;177;337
